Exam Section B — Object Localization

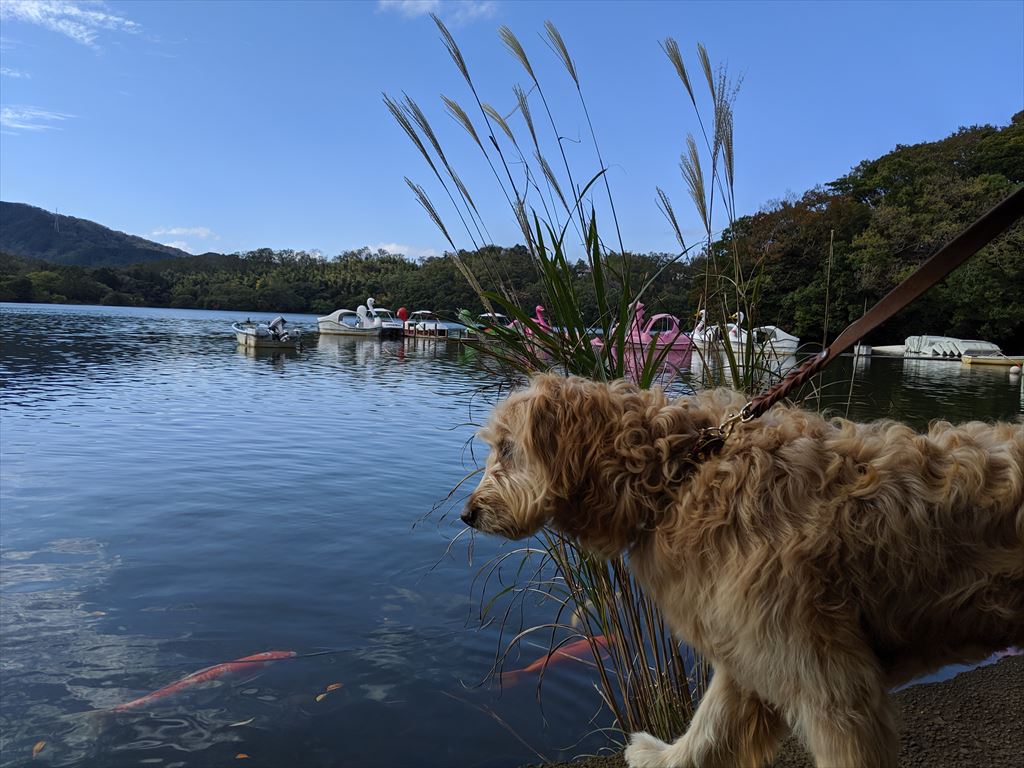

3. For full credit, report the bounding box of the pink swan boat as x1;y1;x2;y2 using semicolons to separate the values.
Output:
592;303;694;374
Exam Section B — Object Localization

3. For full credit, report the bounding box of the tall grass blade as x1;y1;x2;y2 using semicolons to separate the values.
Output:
500;26;538;83
442;95;484;150
661;37;696;107
432;13;470;84
697;42;715;100
656;187;687;252
680;135;709;235
483;103;517;144
544;20;579;86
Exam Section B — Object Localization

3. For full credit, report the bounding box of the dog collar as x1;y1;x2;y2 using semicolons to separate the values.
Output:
682;410;749;468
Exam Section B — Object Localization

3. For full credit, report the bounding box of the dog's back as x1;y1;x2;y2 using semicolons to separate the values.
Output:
815;416;1024;682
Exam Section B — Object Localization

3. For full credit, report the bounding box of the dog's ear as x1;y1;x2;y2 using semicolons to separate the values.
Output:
521;374;652;555
521;374;570;470
520;374;595;492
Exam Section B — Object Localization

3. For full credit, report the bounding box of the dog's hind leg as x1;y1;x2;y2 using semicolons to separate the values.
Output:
789;650;899;768
624;668;786;768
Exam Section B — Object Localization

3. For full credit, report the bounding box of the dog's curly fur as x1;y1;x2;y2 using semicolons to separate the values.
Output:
464;374;1024;768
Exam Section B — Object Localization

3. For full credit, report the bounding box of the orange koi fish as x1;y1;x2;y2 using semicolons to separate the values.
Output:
501;635;610;685
112;650;296;712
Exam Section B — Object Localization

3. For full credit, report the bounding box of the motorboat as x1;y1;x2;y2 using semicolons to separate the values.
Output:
874;335;1003;360
364;297;404;339
232;316;302;349
404;310;444;337
752;325;800;355
317;298;404;339
461;311;510;340
403;310;470;340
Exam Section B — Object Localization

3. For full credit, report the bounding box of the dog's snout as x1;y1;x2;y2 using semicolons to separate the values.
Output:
461;502;480;527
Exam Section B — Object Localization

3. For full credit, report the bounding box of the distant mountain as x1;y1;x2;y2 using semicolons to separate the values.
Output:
0;202;193;267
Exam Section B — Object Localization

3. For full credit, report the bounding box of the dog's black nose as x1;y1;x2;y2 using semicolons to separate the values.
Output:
461;503;479;527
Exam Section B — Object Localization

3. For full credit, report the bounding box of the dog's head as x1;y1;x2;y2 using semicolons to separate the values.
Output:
463;374;717;556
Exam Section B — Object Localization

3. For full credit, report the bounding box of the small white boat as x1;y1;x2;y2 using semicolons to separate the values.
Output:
752;325;800;355
232;316;302;349
872;344;906;357
961;354;1024;367
318;298;404;339
367;299;404;339
875;336;1003;360
462;312;510;340
403;310;470;340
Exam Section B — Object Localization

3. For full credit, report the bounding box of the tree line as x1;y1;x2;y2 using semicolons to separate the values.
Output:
1;113;1020;350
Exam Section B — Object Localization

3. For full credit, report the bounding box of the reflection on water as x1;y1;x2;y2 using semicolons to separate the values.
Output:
1;303;1021;767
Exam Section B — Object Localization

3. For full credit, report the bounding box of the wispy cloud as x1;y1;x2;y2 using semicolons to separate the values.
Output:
152;226;218;239
161;240;192;253
373;242;440;259
448;0;496;25
0;105;73;132
0;66;31;78
378;0;440;18
0;0;141;49
377;0;496;25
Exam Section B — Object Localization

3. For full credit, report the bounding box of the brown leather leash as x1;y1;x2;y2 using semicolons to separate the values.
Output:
691;185;1024;458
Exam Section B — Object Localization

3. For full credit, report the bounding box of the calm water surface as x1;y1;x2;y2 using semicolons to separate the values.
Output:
2;303;1021;768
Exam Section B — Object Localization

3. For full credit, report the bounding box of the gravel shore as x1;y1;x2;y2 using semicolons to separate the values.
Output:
527;654;1023;768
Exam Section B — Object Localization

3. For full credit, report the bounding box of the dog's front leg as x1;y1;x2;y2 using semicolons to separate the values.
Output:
789;649;899;768
624;669;785;768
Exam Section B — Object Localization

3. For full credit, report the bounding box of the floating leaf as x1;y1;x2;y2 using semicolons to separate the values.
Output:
235;754;250;760
314;693;327;703
87;611;106;617
325;683;343;692
228;717;255;728
32;741;45;757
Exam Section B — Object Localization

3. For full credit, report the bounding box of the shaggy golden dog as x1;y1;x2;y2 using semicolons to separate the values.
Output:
463;374;1024;768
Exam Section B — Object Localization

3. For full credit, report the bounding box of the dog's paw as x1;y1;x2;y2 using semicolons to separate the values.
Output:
624;731;671;768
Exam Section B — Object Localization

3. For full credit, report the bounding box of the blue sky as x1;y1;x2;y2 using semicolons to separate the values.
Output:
1;0;1021;259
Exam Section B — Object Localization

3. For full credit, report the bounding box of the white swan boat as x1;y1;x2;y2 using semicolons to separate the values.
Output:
232;316;302;349
693;311;800;355
752;325;801;355
691;310;750;349
317;298;404;339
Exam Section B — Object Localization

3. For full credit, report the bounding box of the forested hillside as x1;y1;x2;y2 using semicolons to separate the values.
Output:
0;202;191;266
1;114;1020;349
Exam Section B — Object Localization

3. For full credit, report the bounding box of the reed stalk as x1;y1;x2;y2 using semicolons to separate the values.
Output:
394;19;800;749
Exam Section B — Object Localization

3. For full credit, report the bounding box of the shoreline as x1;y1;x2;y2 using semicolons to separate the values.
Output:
528;654;1023;768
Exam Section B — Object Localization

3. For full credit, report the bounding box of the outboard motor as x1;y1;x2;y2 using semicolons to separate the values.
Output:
268;316;287;339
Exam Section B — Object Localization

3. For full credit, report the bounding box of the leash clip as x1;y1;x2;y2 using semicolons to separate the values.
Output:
718;408;750;440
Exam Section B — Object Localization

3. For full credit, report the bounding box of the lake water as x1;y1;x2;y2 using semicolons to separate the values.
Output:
1;303;1021;768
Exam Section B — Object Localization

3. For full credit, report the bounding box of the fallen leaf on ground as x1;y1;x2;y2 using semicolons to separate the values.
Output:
32;741;45;757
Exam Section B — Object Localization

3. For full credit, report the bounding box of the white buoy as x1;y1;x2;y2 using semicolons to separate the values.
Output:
1010;365;1021;375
